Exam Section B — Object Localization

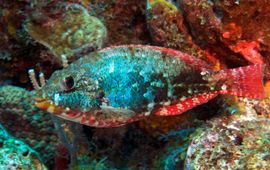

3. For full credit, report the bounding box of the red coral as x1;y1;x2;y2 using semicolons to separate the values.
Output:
222;22;242;40
229;40;263;64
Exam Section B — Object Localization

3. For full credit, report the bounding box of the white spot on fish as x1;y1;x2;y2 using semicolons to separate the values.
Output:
92;121;99;127
109;62;115;73
61;112;67;117
163;101;171;106
95;80;99;89
200;71;208;75
47;106;55;113
159;108;168;116
101;102;108;107
144;111;151;116
54;93;60;106
180;96;187;101
192;98;200;104
221;84;227;91
147;102;155;110
176;103;184;110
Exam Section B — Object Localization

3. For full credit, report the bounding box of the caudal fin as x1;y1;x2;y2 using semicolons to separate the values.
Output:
219;64;265;99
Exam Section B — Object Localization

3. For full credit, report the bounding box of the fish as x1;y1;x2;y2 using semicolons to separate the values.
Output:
34;45;265;127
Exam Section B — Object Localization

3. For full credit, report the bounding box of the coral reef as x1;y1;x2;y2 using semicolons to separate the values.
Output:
89;0;151;45
146;0;220;68
0;0;50;88
254;97;270;118
185;115;270;169
179;0;270;78
146;0;195;51
0;86;58;167
185;99;270;169
0;0;270;169
0;124;47;169
27;3;107;59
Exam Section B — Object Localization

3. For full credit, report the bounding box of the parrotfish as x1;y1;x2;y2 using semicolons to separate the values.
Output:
35;45;265;127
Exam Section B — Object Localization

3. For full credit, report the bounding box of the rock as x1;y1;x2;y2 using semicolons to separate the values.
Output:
27;3;107;60
185;115;270;169
0;124;47;169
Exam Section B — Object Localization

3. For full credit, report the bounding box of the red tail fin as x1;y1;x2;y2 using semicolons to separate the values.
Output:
218;64;265;99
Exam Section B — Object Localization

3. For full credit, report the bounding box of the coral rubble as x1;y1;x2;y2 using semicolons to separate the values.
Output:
185;116;270;169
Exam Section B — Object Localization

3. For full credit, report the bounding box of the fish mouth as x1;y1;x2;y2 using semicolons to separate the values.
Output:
35;97;82;119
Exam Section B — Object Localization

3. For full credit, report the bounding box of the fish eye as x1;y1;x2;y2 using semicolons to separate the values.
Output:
61;75;75;91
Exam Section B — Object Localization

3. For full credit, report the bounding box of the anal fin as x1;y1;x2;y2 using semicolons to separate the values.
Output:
155;93;218;116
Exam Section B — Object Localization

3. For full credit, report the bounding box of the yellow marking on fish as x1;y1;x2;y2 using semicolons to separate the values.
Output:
47;106;55;113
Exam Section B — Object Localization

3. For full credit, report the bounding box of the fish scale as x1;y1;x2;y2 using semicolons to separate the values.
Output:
84;47;196;111
35;45;265;127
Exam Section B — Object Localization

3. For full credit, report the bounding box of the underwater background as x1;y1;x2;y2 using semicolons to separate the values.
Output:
0;0;270;169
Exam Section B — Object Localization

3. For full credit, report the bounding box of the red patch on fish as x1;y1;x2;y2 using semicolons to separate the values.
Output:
155;93;218;116
155;64;265;116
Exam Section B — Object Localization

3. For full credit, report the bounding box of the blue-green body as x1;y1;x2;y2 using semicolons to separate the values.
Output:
58;47;204;112
38;45;211;127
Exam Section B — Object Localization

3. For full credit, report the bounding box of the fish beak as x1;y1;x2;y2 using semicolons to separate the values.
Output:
35;98;82;121
35;97;63;114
